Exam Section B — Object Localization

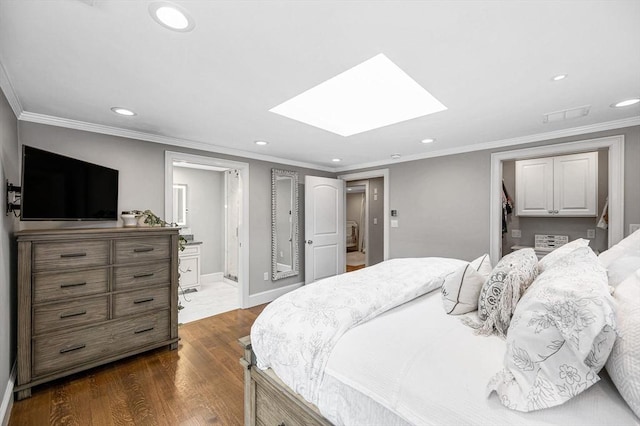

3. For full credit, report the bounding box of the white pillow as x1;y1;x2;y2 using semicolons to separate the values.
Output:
599;228;640;267
488;247;616;412
607;255;640;287
606;269;640;418
475;249;538;336
537;238;590;272
442;254;491;315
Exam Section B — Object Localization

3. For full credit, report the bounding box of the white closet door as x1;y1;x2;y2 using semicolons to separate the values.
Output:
554;152;598;216
515;157;554;216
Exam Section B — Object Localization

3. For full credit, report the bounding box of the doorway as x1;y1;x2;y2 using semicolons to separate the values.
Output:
489;135;624;262
164;151;250;320
346;182;368;272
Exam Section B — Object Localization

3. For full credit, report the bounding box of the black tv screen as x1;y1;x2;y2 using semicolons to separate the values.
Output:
21;146;119;221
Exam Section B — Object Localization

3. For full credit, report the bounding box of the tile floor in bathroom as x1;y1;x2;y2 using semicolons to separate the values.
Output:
178;280;240;324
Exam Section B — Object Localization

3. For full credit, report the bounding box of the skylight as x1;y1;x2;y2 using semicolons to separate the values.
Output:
269;54;447;137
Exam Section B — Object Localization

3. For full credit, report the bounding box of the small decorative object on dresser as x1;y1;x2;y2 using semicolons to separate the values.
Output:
15;226;180;399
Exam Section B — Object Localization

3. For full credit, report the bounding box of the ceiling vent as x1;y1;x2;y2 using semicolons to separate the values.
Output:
543;105;591;123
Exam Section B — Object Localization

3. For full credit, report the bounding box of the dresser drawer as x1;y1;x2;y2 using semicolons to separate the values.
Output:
113;310;171;353
33;241;109;272
33;268;108;303
33;295;109;335
113;262;170;291
113;287;170;318
115;237;171;264
33;323;114;377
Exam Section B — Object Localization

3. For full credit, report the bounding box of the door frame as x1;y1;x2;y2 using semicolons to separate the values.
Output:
338;168;390;262
489;135;624;263
346;180;370;266
164;151;251;308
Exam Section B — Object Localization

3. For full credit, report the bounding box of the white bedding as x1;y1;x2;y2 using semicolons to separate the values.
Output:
251;257;465;405
318;290;639;426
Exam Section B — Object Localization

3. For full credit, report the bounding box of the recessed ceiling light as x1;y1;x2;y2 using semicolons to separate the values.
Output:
421;138;435;144
149;2;195;32
270;53;447;137
332;158;342;162
552;74;568;81
611;98;640;108
254;140;268;146
391;153;401;160
110;107;136;116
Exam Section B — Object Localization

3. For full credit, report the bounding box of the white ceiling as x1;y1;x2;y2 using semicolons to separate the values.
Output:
1;0;639;172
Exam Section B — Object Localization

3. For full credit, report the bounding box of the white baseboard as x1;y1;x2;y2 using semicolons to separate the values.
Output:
247;281;303;307
1;363;15;426
201;272;223;285
223;277;238;288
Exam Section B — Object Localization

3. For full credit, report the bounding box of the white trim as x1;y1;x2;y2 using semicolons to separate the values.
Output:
338;169;390;261
223;277;238;288
335;117;639;172
201;272;223;284
490;135;624;263
247;281;303;307
19;111;334;172
1;363;15;426
14;110;638;174
0;62;22;119
165;151;251;308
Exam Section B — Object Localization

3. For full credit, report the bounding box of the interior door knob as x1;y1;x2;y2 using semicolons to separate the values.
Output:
306;240;313;245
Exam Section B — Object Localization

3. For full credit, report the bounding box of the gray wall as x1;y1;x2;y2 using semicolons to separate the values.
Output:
502;149;609;254
368;177;384;266
0;88;18;418
17;121;333;296
173;167;224;275
352;125;640;263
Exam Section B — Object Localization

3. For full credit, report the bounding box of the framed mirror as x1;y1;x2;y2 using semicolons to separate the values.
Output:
173;184;187;226
271;169;299;280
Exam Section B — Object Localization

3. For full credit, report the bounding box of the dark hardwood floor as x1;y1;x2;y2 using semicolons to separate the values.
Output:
9;305;266;426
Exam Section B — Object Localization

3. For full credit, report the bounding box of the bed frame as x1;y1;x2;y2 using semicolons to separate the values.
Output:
239;336;332;426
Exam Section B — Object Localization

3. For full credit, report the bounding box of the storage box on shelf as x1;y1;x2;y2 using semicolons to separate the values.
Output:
15;227;180;400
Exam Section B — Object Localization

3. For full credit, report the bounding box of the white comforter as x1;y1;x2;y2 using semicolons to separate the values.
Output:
251;257;465;405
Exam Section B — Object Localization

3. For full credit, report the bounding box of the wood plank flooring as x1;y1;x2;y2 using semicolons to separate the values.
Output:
9;305;266;426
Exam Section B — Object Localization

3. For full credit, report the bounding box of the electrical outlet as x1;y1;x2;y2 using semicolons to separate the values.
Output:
263;272;269;281
511;229;521;238
630;224;640;234
391;220;399;228
373;217;378;225
587;229;596;238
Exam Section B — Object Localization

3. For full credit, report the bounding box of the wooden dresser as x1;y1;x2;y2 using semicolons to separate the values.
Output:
15;227;180;399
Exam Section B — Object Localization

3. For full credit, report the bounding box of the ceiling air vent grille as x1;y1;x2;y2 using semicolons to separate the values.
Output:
543;105;591;123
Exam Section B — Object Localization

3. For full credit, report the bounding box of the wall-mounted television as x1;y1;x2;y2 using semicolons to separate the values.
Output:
21;146;119;221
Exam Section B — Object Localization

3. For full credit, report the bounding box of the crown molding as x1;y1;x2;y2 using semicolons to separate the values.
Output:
18;111;334;172
0;60;23;119
335;116;640;172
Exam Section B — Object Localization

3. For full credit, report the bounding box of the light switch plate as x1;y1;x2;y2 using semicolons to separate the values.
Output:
263;272;269;281
391;220;399;228
587;229;596;238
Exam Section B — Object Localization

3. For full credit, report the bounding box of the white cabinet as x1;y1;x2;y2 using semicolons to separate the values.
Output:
515;152;598;217
179;244;201;291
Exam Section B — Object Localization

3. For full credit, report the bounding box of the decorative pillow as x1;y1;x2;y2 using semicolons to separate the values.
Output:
474;248;538;336
538;238;590;272
442;254;491;315
598;228;640;267
606;269;640;418
487;247;616;412
607;255;640;287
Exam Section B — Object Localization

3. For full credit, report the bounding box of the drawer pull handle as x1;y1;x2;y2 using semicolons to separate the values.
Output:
60;282;87;289
134;297;155;304
60;310;87;319
59;344;86;354
133;273;154;279
134;327;155;334
60;252;87;258
133;247;154;253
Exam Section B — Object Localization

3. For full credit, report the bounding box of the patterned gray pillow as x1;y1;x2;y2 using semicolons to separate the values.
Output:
476;248;538;336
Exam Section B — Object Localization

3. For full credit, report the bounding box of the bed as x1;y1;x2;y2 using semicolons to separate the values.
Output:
240;236;640;425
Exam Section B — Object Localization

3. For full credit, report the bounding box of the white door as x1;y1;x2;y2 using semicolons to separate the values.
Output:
305;176;345;284
515;157;554;216
554;152;597;216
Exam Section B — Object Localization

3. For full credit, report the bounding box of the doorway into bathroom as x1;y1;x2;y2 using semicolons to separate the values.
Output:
164;151;250;323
